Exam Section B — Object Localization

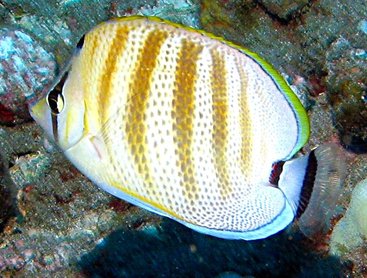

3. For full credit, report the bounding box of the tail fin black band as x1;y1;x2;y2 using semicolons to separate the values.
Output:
297;144;346;238
296;150;317;219
278;144;346;238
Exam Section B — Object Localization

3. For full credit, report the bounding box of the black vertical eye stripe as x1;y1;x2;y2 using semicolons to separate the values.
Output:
47;91;64;114
46;84;65;143
46;90;62;142
46;68;69;115
51;113;59;142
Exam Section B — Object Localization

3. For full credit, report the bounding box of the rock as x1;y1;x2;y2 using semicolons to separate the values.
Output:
9;152;52;189
358;19;367;34
257;0;309;21
330;178;367;256
0;28;57;125
325;37;367;153
306;93;335;148
138;0;201;27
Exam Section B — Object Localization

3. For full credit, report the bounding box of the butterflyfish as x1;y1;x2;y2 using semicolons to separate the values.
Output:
30;16;345;240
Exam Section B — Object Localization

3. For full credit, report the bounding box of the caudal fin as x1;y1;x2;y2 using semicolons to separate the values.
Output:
278;144;346;238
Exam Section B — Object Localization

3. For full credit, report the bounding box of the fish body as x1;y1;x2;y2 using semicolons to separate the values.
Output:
30;16;344;240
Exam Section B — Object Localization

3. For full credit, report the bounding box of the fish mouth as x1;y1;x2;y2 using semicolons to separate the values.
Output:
28;98;50;127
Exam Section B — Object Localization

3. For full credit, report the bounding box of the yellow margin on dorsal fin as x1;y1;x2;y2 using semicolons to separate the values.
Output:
97;15;310;158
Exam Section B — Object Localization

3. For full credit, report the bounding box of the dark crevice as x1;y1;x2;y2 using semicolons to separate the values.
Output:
253;0;316;25
0;151;19;234
0;121;17;127
14;150;35;158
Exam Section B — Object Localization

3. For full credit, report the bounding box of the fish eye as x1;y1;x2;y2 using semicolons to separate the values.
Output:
47;90;65;114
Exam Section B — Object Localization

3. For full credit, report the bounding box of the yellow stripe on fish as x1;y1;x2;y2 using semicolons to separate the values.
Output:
211;50;231;198
30;16;345;240
172;39;203;201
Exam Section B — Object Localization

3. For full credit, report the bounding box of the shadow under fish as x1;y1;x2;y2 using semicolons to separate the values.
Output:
78;219;345;277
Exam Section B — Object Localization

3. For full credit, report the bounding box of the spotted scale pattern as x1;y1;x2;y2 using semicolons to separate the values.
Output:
53;17;303;234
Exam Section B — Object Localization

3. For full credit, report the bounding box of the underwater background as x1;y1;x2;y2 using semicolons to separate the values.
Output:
0;0;366;277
